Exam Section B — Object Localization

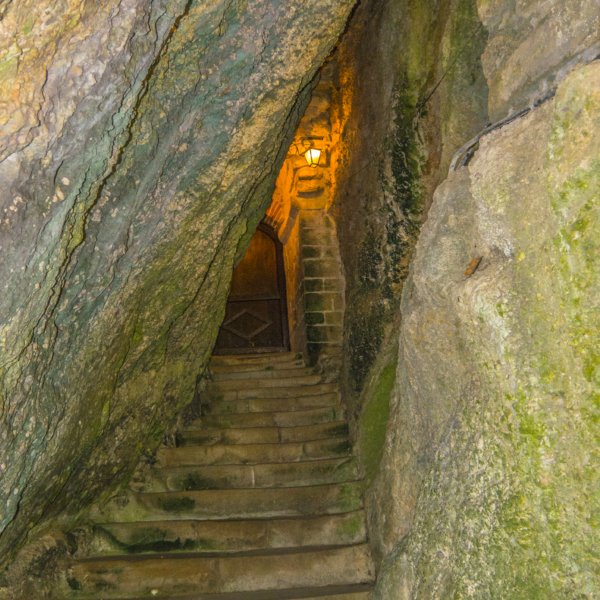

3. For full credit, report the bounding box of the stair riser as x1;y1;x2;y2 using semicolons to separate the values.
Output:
139;458;359;492
178;421;350;447
210;360;307;375
157;439;353;467
90;511;367;556
207;383;338;402
98;483;363;522
202;393;340;415
212;375;327;391
193;406;346;429
211;366;316;381
209;374;324;391
177;427;281;446
66;545;374;599
211;353;303;366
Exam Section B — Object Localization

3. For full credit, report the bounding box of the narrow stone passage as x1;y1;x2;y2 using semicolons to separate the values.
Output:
63;352;375;599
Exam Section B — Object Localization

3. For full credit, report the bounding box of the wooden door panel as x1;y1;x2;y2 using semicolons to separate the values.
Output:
214;224;289;354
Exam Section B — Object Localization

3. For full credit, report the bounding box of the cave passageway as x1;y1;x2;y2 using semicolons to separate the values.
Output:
1;0;599;596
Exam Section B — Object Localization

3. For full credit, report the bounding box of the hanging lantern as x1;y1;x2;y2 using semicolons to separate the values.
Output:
304;147;321;168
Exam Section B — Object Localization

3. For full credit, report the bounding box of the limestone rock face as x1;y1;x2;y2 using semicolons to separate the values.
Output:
0;0;354;564
477;0;600;120
373;61;600;598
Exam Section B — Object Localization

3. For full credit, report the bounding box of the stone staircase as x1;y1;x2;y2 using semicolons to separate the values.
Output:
62;352;375;600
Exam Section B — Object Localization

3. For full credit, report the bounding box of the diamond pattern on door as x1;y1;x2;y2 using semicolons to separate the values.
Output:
221;310;273;342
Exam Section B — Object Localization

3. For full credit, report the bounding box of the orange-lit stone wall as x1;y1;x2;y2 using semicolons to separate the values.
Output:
265;62;345;364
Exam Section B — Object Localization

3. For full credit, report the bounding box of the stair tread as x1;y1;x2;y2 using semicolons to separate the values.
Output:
192;406;346;429
71;583;374;600
209;375;325;391
202;393;341;416
98;482;364;522
90;510;367;556
68;583;375;600
206;383;338;400
177;421;349;446
211;353;304;365
136;456;358;492
81;542;367;562
66;544;374;598
211;367;317;381
157;438;352;467
209;360;307;374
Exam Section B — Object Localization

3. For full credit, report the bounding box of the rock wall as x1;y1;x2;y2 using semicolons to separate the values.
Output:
0;0;355;568
333;0;600;596
331;0;489;406
375;58;600;600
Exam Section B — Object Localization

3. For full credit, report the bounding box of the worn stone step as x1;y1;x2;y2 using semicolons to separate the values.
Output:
178;421;350;447
90;510;367;556
77;586;374;600
210;352;304;366
178;426;281;446
209;359;308;376
157;438;352;467
65;544;374;599
207;383;338;402
202;392;340;415
211;366;316;382
95;587;373;600
192;406;346;429
209;374;324;392
139;457;359;492
98;482;364;522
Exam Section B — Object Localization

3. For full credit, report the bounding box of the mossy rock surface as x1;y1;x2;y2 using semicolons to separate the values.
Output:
0;0;355;572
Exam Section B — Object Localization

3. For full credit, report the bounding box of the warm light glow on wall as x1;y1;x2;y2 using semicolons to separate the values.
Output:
304;148;321;167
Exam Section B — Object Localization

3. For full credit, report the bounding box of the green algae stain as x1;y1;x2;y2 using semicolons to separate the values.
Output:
359;344;397;486
158;496;195;514
66;577;82;591
326;422;350;438
335;512;364;541
337;483;362;512
328;439;353;456
23;17;36;35
180;472;215;491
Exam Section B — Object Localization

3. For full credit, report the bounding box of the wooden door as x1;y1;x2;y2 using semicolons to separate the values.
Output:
213;224;289;354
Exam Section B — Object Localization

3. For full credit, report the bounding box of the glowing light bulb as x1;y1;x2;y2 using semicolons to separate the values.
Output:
304;148;321;167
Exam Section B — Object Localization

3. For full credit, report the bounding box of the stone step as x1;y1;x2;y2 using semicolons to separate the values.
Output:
138;457;359;492
209;359;307;376
98;482;364;522
193;406;346;429
178;421;350;446
211;366;316;381
65;544;374;599
157;438;352;467
202;392;340;415
90;510;367;556
210;352;304;366
207;383;338;402
72;586;374;600
209;374;325;391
